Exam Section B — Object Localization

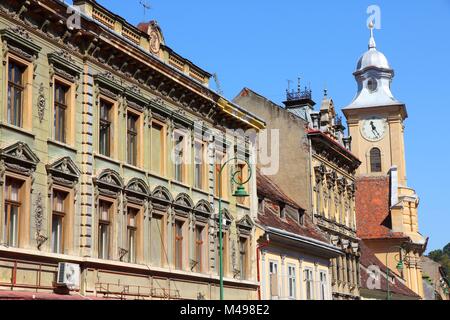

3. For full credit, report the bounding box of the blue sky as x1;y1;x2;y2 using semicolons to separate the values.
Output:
71;0;449;252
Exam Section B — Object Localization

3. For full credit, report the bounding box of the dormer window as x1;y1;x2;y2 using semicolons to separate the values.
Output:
280;204;286;219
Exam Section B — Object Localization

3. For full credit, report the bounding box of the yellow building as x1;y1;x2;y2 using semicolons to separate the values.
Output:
255;171;342;300
0;0;265;300
342;24;427;299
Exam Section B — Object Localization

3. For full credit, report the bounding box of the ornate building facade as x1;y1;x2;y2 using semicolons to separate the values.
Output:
0;0;265;300
304;93;362;300
342;24;427;298
234;87;361;300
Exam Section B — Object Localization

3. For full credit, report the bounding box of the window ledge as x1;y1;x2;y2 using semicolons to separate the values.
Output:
94;153;121;166
171;179;191;189
148;171;169;182
123;163;147;175
0;122;35;138
192;187;209;197
47;139;77;153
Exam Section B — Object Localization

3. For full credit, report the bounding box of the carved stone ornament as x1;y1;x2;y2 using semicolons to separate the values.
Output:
34;192;48;250
37;82;45;122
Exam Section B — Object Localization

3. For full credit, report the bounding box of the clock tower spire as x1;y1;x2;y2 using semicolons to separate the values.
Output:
342;24;408;186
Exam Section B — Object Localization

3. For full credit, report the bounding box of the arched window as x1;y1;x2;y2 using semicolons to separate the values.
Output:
370;148;382;173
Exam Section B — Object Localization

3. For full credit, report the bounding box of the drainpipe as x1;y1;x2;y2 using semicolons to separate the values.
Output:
256;233;270;300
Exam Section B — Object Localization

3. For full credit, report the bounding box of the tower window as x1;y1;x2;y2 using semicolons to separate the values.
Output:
367;78;378;92
370;148;382;173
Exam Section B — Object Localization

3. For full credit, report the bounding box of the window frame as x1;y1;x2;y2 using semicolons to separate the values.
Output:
269;260;279;299
194;139;208;190
150;119;167;177
126;204;142;264
304;268;314;300
150;210;166;267
194;223;206;273
215;149;229;200
50;186;73;255
288;264;297;300
3;177;24;247
5;55;33;130
239;236;250;280
125;108;143;167
319;270;328;300
370;147;382;173
97;197;115;260
52;75;75;145
174;218;186;270
172;130;188;183
98;95;117;158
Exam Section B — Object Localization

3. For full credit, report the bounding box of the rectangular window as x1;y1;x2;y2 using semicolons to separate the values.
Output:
127;207;139;263
99;99;113;157
305;269;314;300
173;132;186;183
269;261;279;299
215;150;227;198
320;271;328;300
3;178;23;247
98;200;112;260
194;141;206;190
54;82;69;143
51;190;68;254
174;220;184;270
7;60;25;127
239;237;248;280
151;121;165;175
127;112;139;166
150;213;164;267
236;162;249;206
195;225;204;273
288;265;297;299
216;231;228;276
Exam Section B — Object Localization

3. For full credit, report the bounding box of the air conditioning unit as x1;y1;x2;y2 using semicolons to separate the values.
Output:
57;263;80;290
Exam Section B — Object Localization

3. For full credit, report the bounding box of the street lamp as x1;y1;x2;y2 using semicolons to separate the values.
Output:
218;157;252;300
385;245;407;300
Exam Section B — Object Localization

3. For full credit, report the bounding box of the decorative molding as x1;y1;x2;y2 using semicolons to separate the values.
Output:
34;192;48;250
37;82;45;122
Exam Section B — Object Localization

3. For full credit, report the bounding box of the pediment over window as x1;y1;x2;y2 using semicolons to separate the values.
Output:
46;157;81;187
125;178;150;201
236;215;254;235
94;169;124;195
1;27;42;62
216;208;233;229
151;186;173;208
174;193;193;214
48;50;82;83
194;199;213;220
0;141;39;176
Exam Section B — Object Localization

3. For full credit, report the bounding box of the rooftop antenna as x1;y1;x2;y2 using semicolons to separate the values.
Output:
286;79;293;93
297;77;301;94
213;73;224;96
139;0;151;20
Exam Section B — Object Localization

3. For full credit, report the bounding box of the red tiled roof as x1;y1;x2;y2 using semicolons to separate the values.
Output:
355;176;408;240
256;170;329;244
359;241;421;298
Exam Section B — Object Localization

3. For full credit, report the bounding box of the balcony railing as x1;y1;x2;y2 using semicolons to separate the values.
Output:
286;89;312;101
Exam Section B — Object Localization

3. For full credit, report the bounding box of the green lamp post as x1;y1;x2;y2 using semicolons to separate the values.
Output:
217;157;252;300
385;245;407;300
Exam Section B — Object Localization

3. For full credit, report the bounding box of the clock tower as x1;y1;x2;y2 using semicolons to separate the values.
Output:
343;23;427;299
342;23;408;185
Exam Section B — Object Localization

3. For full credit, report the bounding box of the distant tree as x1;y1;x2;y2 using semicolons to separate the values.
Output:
428;243;450;283
443;243;450;256
429;249;443;261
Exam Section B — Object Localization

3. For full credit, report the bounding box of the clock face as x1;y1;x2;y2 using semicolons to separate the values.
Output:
361;116;387;141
